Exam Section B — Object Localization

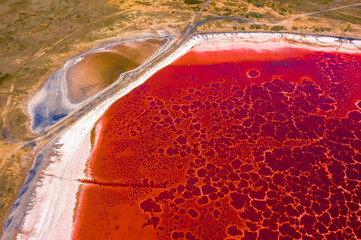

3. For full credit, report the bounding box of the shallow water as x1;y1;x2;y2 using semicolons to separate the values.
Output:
67;38;167;104
29;37;168;133
73;47;361;239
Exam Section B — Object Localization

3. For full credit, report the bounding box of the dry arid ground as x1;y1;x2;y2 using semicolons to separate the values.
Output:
1;0;361;234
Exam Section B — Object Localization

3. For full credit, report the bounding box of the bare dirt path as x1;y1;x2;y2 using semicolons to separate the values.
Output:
190;0;212;24
33;9;135;60
279;2;361;24
1;82;14;129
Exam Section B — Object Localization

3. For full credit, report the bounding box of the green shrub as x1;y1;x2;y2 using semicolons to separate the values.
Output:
271;25;285;31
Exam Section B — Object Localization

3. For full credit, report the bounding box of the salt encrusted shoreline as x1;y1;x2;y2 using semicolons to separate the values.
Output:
192;32;361;53
4;32;360;240
28;35;173;134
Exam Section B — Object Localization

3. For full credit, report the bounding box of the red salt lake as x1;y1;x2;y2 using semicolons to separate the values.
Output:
73;47;361;239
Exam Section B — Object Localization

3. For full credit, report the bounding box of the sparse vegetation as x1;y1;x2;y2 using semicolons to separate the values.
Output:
271;25;286;31
0;144;33;230
0;73;11;86
249;24;262;30
247;12;262;18
184;0;204;4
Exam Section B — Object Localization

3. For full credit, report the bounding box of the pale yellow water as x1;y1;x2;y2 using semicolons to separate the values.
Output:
66;38;167;104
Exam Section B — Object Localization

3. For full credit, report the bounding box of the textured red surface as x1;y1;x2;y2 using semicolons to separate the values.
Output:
74;48;361;240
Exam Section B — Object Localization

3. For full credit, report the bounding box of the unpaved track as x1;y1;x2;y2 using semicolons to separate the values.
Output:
33;9;136;60
279;2;361;24
1;82;14;128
